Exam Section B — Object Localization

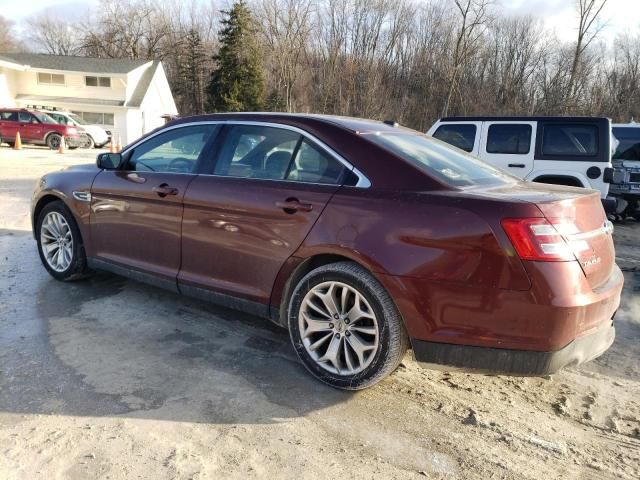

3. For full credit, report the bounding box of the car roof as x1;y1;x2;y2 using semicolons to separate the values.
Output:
164;112;442;191
440;116;610;123
171;112;407;134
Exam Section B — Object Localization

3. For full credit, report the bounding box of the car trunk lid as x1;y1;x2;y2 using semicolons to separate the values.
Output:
535;190;615;290
462;182;615;289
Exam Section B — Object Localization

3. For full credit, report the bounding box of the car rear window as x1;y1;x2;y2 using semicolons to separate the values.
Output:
432;124;476;152
365;132;515;187
486;124;531;154
541;124;598;156
612;127;640;160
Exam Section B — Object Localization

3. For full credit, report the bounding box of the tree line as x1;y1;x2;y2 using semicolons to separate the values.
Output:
4;0;639;131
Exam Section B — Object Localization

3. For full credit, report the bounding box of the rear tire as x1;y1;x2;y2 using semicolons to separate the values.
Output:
36;201;90;281
288;261;409;390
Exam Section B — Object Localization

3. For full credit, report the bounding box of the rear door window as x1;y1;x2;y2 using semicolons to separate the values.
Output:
486;124;531;154
286;138;345;184
541;124;598;157
432;124;476;152
213;125;300;180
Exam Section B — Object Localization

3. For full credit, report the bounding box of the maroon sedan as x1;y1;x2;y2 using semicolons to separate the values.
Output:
31;113;622;390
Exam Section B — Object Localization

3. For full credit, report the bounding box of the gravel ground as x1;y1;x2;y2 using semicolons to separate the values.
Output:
0;146;638;480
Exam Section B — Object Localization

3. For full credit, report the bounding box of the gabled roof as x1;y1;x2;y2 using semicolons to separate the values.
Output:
15;94;124;107
0;53;149;74
127;60;160;107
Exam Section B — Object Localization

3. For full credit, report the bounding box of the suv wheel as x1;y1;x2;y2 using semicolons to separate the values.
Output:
46;133;63;150
36;201;90;281
81;135;95;149
288;262;409;390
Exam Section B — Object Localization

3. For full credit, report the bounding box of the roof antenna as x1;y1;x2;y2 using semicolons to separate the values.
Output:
383;120;399;127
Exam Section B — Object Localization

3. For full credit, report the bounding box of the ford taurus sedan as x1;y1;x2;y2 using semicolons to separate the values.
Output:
31;113;623;390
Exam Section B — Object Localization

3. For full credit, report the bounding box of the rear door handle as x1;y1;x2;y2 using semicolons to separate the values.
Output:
508;163;526;168
152;183;179;197
276;198;313;214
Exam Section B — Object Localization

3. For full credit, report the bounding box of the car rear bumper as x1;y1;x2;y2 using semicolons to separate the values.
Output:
411;319;615;376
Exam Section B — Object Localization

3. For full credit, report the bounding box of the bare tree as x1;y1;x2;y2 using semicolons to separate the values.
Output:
0;16;22;52
26;14;82;55
259;0;314;112
565;0;608;111
441;0;491;116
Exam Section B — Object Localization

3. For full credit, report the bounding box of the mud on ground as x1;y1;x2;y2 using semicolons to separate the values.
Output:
0;148;638;479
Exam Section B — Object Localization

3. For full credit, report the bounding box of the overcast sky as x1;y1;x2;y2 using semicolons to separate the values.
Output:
1;0;638;45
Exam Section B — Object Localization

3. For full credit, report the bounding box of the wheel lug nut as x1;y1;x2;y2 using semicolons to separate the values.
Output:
333;313;339;319
335;333;340;339
329;323;334;329
345;331;351;337
344;319;350;324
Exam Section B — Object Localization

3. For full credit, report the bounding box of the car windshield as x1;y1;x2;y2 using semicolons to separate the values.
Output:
32;111;58;125
68;113;88;125
364;131;517;187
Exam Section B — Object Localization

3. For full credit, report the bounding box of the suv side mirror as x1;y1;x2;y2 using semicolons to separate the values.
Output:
97;152;122;170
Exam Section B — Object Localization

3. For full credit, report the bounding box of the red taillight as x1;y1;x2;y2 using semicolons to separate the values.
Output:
501;218;579;262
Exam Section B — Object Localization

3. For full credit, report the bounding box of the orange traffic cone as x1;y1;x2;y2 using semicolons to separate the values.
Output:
109;138;116;153
14;131;22;150
58;136;66;154
116;136;122;153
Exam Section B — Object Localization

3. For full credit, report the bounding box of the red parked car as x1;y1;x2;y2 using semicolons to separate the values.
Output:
31;113;622;389
0;108;81;149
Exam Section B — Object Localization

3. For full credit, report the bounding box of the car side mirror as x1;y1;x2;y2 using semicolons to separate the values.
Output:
97;152;122;170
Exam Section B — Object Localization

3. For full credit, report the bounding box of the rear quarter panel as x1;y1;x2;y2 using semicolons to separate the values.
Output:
283;187;539;339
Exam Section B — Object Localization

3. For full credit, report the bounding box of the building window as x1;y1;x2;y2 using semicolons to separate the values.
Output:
73;111;115;126
37;72;65;85
85;76;111;87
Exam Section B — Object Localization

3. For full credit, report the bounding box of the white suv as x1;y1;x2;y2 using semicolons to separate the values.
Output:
42;110;110;149
428;116;615;210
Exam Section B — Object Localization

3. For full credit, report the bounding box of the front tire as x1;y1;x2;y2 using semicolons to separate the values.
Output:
288;262;409;390
46;133;62;150
80;135;95;149
36;201;89;281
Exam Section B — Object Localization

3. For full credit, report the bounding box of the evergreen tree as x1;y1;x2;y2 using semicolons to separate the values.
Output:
207;1;265;112
179;28;207;115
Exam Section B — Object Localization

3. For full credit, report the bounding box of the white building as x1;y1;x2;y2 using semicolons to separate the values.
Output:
0;53;178;145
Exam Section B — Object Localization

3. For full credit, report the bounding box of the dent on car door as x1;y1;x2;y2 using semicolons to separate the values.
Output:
89;124;218;285
179;124;349;312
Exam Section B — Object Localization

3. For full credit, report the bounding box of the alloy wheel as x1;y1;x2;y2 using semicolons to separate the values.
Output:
298;281;380;375
40;211;74;272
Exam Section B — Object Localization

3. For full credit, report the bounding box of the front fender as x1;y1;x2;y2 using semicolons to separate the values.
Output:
31;165;101;252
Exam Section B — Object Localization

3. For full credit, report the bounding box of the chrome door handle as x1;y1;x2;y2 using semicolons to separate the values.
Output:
152;183;179;197
276;198;313;214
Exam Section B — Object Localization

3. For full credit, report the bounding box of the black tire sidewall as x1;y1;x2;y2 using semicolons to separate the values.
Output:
288;265;400;390
36;201;87;281
47;134;62;150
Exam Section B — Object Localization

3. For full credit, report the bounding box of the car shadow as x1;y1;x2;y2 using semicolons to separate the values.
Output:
0;229;352;425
